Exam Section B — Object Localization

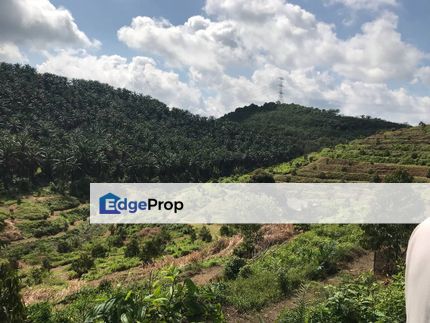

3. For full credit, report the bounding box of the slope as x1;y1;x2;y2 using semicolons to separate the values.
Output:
0;63;403;194
225;124;430;183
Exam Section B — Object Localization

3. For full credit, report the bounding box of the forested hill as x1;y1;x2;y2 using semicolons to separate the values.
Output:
223;103;404;154
0;63;403;194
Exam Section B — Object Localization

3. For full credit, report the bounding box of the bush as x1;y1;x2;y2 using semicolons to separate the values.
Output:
44;196;80;212
84;267;223;322
279;273;406;323
139;234;167;264
33;218;68;238
219;225;234;237
0;260;26;322
239;265;252;278
233;241;255;258
224;257;246;280
108;234;124;247
250;169;275;183
42;258;51;271
278;271;302;296
384;169;413;183
27;267;47;285
26;302;52;322
71;253;94;278
91;244;108;258
124;238;140;258
57;240;72;253
199;226;212;242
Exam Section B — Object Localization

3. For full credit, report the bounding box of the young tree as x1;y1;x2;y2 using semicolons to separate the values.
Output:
0;241;26;322
199;226;212;242
362;169;415;274
71;253;94;277
125;238;140;258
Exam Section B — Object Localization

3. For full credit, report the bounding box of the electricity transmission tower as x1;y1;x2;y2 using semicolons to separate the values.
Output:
277;77;284;104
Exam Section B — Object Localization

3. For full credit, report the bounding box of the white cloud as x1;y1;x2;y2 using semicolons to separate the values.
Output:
0;42;26;63
0;0;98;60
414;67;430;86
325;0;397;11
118;16;242;71
37;51;202;111
117;1;423;84
334;81;430;124
118;0;340;72
334;13;424;82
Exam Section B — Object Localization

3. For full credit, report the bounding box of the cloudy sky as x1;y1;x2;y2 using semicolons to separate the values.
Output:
1;0;429;124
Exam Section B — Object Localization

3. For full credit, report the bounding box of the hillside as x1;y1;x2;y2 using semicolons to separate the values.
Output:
224;124;430;184
0;63;417;322
0;126;422;322
0;63;403;194
222;103;402;154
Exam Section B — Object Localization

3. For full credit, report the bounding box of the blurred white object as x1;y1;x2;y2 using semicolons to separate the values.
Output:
406;218;430;322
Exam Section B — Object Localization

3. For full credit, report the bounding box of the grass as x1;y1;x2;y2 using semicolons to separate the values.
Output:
43;196;80;212
16;217;69;238
82;253;141;281
223;225;364;311
277;271;405;323
12;200;50;220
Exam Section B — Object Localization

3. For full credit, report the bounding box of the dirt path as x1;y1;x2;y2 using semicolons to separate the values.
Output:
224;251;374;323
190;265;223;286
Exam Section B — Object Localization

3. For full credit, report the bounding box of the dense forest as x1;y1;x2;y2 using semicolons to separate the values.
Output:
0;63;403;195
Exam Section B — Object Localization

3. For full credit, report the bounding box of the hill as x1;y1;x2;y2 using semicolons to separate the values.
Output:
224;124;430;184
222;103;402;154
0;63;403;195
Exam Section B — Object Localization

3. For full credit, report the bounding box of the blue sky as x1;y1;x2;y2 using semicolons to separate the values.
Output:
1;0;429;124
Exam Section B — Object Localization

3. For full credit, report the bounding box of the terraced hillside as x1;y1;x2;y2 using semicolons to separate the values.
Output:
224;125;430;183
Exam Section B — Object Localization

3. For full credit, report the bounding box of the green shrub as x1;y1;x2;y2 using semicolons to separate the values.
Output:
233;241;255;258
57;240;72;253
224;257;246;280
71;253;94;278
33;218;68;238
26;302;53;322
279;273;406;323
384;169;413;183
124;238;140;258
139;231;170;263
44;196;80;212
199;226;212;242
108;234;124;247
91;244;108;258
278;271;302;296
238;265;252;278
250;169;275;183
84;267;223;322
17;217;68;238
219;225;234;237
13;201;50;220
0;259;26;322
